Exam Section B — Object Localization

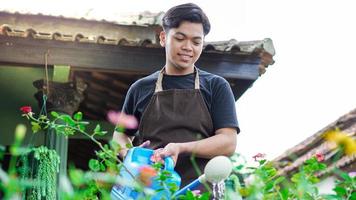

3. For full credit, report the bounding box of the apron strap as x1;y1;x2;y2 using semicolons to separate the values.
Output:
155;67;200;93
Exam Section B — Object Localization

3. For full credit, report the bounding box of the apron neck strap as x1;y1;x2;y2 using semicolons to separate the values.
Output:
155;67;200;92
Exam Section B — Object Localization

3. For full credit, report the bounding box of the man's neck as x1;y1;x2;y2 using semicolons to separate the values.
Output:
164;65;194;76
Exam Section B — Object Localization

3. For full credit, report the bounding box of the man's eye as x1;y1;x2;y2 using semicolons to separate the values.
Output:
193;41;201;45
175;37;184;41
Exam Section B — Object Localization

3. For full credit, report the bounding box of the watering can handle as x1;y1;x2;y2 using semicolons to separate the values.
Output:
164;156;175;171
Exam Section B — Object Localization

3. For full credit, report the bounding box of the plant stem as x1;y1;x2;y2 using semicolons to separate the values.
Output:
28;114;139;184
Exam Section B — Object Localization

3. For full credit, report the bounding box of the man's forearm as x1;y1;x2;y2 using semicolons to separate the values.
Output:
179;128;237;158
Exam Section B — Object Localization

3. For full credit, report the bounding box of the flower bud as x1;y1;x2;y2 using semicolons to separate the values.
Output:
15;124;26;141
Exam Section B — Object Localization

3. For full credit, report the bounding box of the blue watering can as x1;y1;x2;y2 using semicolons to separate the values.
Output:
110;147;181;200
111;147;232;199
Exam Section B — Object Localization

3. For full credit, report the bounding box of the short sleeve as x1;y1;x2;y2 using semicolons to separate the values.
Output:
211;78;240;133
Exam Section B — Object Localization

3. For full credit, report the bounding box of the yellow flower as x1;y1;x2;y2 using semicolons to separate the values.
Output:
324;129;356;156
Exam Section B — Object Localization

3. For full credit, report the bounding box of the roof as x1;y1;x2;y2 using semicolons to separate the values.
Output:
0;11;275;121
273;108;356;176
0;11;275;61
0;9;164;26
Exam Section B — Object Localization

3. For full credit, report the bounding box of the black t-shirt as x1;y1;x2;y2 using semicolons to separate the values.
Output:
122;68;240;136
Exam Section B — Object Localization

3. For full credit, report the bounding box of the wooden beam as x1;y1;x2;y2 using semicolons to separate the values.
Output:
0;35;260;80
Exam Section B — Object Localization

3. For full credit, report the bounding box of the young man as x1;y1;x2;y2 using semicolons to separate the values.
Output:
113;3;239;186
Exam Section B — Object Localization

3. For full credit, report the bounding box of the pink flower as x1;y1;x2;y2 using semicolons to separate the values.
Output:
192;190;201;196
107;111;138;129
252;153;266;162
20;106;32;114
348;172;356;177
315;153;324;162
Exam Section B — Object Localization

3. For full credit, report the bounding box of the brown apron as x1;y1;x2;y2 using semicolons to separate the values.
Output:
136;67;214;187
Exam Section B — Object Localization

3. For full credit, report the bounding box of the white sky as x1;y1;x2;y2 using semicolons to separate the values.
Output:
2;0;356;161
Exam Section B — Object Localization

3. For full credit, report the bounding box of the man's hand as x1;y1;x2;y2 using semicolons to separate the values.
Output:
139;140;151;148
118;140;151;159
152;143;181;166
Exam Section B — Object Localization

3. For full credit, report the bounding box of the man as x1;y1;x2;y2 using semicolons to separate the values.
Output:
113;3;239;187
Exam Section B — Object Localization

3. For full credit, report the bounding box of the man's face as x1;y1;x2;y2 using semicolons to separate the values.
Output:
160;21;204;74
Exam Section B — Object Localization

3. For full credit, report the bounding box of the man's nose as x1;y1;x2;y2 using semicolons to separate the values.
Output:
181;41;193;51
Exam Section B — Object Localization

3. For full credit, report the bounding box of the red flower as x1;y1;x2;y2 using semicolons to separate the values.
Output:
252;153;266;162
107;111;138;129
20;106;32;114
138;165;157;186
315;153;324;162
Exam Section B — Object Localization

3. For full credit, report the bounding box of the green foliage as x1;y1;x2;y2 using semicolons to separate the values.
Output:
18;146;60;200
326;170;356;200
0;145;5;160
1;109;355;200
224;153;356;200
178;190;210;200
89;159;101;172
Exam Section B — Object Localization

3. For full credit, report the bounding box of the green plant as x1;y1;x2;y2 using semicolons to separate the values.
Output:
18;146;60;200
1;107;355;200
225;145;355;200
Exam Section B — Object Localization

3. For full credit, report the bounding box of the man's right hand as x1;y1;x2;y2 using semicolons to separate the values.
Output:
139;140;151;148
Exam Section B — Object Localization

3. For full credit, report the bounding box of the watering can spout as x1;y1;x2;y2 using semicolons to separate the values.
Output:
173;175;206;197
173;155;232;197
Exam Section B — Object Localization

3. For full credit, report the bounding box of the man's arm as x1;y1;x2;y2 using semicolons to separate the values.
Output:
154;127;237;164
113;131;133;159
113;131;151;159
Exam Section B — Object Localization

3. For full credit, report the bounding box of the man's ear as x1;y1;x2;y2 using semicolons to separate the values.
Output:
159;31;166;47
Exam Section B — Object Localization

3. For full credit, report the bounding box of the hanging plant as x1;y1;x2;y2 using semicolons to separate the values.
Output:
18;146;60;200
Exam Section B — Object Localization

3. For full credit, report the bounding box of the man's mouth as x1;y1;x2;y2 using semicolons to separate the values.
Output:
178;53;193;61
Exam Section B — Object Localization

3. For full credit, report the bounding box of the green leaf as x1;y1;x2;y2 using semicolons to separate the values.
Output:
38;115;49;121
89;159;100;172
31;121;41;133
73;112;83;121
92;124;107;136
274;176;286;185
185;190;195;199
51;111;59;118
333;186;347;196
198;192;210;200
100;162;106;171
291;173;301;183
318;163;327;170
234;164;244;171
265;168;277;178
94;124;101;133
78;124;86;132
0;145;5;160
69;169;85;186
115;126;125;133
59;115;76;126
125;143;133;149
320;194;341;200
339;172;352;182
264;181;274;192
97;131;108;136
280;188;289;200
259;159;267;165
309;175;320;184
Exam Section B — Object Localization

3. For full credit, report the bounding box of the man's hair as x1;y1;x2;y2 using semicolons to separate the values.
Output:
162;3;211;36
